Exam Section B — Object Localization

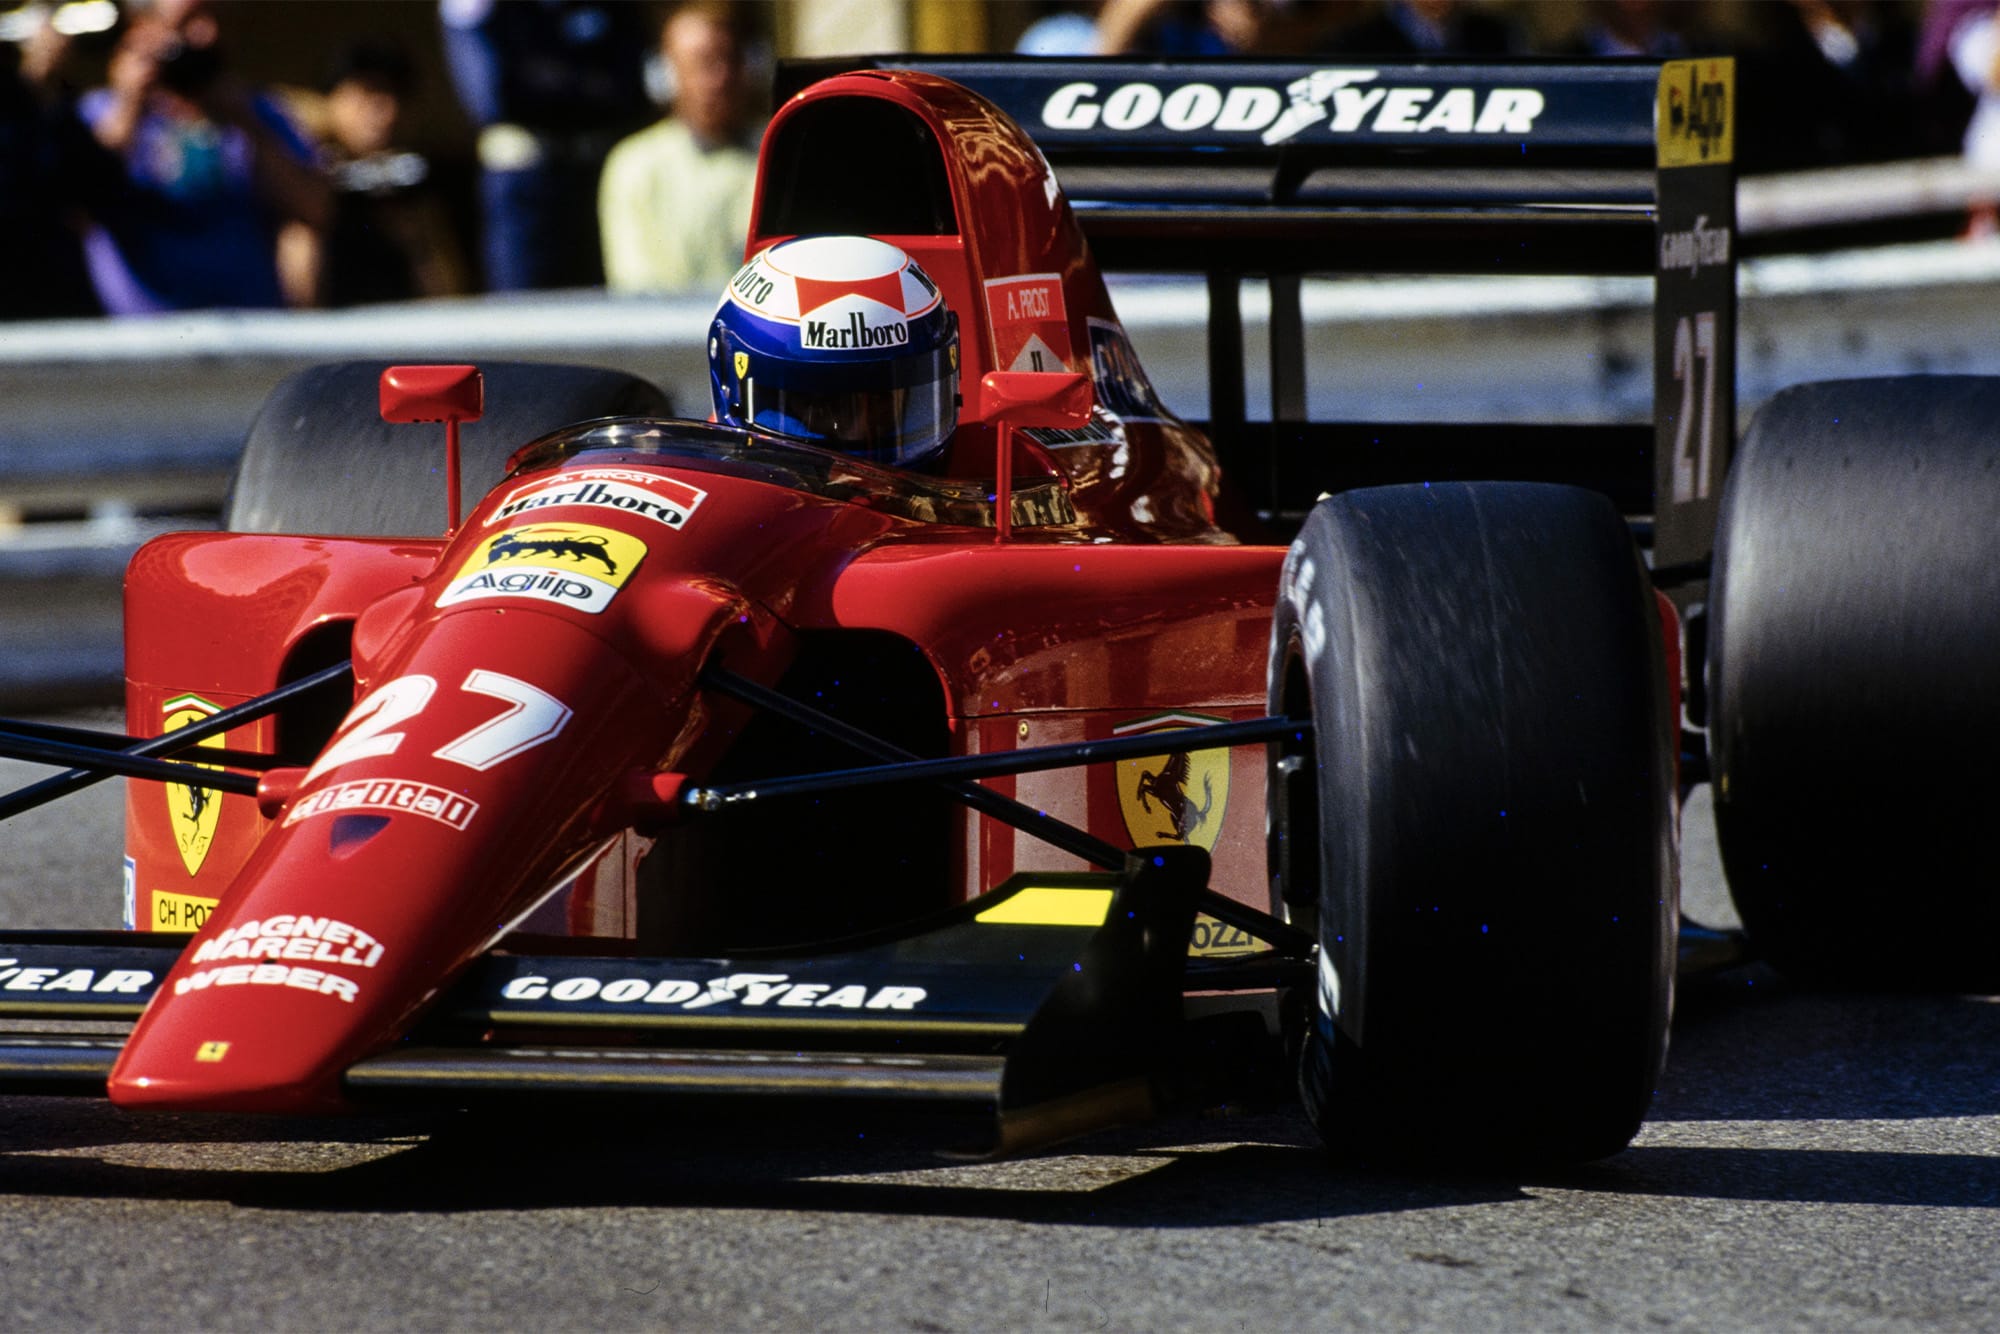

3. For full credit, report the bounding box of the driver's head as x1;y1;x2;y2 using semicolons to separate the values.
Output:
708;237;959;469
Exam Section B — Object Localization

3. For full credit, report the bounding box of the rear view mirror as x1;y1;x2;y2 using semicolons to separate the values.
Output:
379;364;484;532
982;371;1092;430
379;364;484;425
982;371;1093;543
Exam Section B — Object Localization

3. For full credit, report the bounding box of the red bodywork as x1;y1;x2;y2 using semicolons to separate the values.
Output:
111;71;1288;1113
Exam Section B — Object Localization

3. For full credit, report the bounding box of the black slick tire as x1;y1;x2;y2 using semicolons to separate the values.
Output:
1267;482;1676;1165
1709;376;2000;989
226;360;671;536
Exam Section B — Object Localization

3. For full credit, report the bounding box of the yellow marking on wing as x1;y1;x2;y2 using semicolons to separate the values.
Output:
975;886;1113;927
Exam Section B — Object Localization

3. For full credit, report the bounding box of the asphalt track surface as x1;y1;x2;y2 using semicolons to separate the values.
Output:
1;713;1997;1332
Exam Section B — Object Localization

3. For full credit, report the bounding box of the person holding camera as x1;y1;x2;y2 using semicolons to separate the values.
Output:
78;0;329;314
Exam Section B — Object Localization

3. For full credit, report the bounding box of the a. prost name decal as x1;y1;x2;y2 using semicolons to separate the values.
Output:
489;471;706;530
985;273;1073;373
1040;69;1546;145
437;522;646;615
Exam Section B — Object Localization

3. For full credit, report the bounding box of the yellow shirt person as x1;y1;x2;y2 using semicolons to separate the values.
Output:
597;3;759;294
599;117;757;292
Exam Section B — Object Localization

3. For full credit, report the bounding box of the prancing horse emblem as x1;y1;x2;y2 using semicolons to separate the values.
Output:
1113;713;1230;852
161;693;226;875
1134;751;1214;843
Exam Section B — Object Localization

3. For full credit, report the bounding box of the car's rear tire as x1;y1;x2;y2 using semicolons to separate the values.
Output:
226;360;672;536
1709;377;2000;989
1268;482;1676;1164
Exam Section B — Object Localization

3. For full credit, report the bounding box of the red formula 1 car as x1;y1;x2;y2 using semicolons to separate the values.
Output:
2;58;1992;1163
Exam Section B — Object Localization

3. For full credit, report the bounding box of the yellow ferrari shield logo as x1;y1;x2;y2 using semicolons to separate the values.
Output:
1113;713;1229;851
162;694;225;875
733;351;749;380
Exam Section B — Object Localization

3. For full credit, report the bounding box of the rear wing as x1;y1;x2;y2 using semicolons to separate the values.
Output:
780;57;1735;569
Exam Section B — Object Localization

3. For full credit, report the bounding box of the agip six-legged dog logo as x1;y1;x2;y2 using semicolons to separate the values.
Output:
483;529;621;578
438;522;648;616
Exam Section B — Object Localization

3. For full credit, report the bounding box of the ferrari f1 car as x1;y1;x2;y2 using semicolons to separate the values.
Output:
2;58;1994;1164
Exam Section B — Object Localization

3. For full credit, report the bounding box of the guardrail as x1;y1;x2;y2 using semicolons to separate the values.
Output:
1737;156;2000;235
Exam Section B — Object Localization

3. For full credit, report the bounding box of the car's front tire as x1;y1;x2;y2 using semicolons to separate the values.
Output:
226;360;671;536
1269;482;1676;1164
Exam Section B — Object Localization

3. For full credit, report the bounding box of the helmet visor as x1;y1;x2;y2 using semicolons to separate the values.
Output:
745;347;957;468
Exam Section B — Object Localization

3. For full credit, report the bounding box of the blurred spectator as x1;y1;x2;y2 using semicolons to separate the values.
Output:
1918;0;1987;155
286;41;470;306
1;22;131;319
1015;2;1104;55
1942;1;2000;232
77;0;330;314
1735;1;1922;172
598;2;759;294
441;0;650;292
1562;0;1693;57
1095;0;1290;55
1322;1;1525;56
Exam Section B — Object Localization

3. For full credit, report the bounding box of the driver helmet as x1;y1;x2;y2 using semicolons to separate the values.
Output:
709;236;959;468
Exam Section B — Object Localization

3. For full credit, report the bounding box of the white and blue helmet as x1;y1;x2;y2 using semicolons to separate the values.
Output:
709;236;959;468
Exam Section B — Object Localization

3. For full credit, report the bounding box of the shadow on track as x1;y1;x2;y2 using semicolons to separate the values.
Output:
1537;1146;2000;1210
0;1098;1529;1224
1660;965;2000;1123
3;979;1997;1221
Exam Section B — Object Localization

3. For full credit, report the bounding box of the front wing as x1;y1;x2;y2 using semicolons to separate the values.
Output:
0;848;1275;1155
